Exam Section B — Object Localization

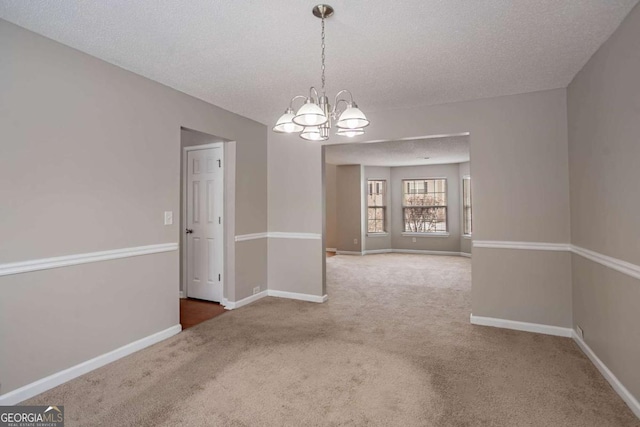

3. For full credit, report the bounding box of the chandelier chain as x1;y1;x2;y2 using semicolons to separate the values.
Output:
321;16;326;93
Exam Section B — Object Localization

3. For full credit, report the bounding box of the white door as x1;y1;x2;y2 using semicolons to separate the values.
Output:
186;147;224;302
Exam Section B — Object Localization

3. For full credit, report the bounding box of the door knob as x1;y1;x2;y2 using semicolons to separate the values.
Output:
185;228;193;234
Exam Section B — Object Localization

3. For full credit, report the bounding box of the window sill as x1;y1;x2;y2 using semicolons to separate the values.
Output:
402;232;450;238
463;234;472;240
367;232;389;237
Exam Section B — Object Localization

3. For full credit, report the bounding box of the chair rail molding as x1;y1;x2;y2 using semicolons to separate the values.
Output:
268;232;322;240
572;245;640;281
235;232;322;242
234;232;269;242
472;240;570;251
0;243;178;277
472;240;640;282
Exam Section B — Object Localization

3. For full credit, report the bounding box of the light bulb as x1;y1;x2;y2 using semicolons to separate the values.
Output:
336;127;364;138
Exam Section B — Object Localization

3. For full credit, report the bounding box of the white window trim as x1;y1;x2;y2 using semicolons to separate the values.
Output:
367;232;389;237
401;177;449;234
402;232;450;238
462;175;472;237
366;179;387;234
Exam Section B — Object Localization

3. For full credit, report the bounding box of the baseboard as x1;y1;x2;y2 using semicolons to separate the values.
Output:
325;248;337;252
392;249;464;256
224;290;328;306
222;290;267;310
179;290;185;299
355;249;471;257
469;314;640;417
363;249;392;255
572;332;640;418
0;324;182;406
470;314;572;337
267;290;328;303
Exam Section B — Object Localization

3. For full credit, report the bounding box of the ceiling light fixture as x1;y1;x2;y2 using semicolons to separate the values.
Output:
273;4;370;141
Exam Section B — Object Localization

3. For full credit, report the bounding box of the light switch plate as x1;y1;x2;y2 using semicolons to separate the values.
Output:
164;211;173;225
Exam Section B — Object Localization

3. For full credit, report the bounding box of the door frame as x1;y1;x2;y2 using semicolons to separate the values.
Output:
182;142;225;300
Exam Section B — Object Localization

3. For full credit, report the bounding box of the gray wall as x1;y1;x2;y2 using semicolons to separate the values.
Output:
336;166;363;253
325;163;338;250
473;249;572;327
269;87;571;324
390;164;461;252
363;166;392;251
567;2;640;401
268;135;324;295
459;162;472;254
0;20;267;395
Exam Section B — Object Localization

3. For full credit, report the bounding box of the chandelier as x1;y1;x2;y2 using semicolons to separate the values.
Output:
273;4;370;141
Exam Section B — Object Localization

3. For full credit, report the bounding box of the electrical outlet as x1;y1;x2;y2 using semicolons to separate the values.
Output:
576;325;584;340
164;211;173;225
253;286;261;295
412;237;417;243
353;238;358;245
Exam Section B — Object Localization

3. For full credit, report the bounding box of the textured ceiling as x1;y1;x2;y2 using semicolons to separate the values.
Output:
325;136;469;167
1;1;638;126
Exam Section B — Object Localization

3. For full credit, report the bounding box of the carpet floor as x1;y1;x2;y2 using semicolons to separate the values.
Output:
25;254;639;426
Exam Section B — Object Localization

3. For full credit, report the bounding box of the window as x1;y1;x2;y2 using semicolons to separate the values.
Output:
367;180;386;233
402;179;447;233
462;176;472;236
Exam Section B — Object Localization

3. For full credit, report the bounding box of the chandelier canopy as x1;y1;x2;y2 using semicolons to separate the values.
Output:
273;4;370;141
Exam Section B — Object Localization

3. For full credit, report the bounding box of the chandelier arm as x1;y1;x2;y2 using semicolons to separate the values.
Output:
331;98;350;118
331;89;355;116
309;87;320;102
288;95;308;110
333;89;354;106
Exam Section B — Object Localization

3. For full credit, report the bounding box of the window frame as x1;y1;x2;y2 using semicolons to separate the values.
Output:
401;178;449;235
462;175;472;237
366;179;387;235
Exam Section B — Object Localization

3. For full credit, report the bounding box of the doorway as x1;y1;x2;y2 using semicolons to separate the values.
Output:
322;134;473;300
183;144;224;302
179;127;237;329
323;135;471;257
